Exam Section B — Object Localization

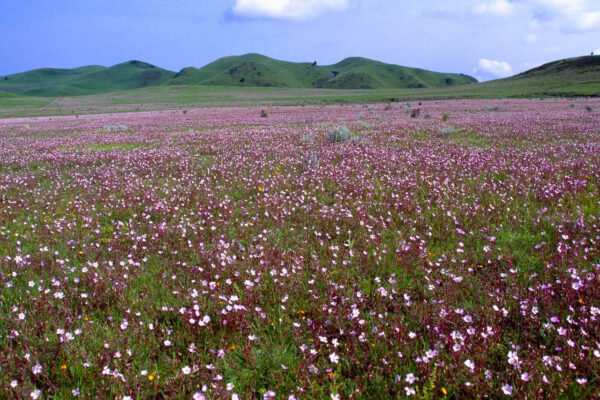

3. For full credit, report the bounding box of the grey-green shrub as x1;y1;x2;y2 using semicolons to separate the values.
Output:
103;125;128;131
327;126;351;143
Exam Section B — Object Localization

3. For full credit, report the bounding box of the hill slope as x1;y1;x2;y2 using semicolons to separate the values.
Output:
167;53;477;89
320;57;477;89
168;53;332;88
474;55;600;97
0;61;174;96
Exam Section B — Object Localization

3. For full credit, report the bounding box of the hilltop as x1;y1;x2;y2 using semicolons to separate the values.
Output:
0;61;174;97
167;53;476;89
474;55;600;97
0;54;476;96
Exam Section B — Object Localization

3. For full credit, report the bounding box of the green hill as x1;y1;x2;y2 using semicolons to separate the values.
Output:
167;53;476;89
3;54;598;100
0;54;476;96
0;61;174;96
471;55;600;97
0;66;106;94
168;53;332;87
320;57;476;89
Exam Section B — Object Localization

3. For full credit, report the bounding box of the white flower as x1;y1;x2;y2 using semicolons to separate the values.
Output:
10;380;18;388
18;312;26;320
181;366;191;375
521;372;531;382
193;393;206;400
232;394;239;400
406;373;417;384
329;352;339;364
408;331;417;339
264;391;276;399
464;359;475;372
30;390;41;399
331;394;340;400
32;363;42;375
576;378;587;385
507;351;520;368
163;339;172;346
404;386;416;396
501;384;513;396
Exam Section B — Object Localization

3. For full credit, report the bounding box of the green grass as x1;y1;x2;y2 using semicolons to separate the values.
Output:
87;143;142;151
0;56;599;118
0;61;174;97
0;53;476;98
167;53;476;89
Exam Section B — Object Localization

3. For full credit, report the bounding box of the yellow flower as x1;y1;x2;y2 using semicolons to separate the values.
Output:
60;364;67;370
258;186;264;192
229;344;236;351
442;387;447;396
148;372;156;381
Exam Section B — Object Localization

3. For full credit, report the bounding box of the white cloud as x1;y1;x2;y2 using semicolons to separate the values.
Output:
530;0;600;31
230;0;348;20
594;49;600;55
475;58;513;80
474;0;516;17
469;0;600;31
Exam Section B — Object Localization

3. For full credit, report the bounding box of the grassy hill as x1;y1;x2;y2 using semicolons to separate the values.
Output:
0;61;174;96
0;54;477;96
474;55;600;97
168;53;332;87
167;53;476;89
320;57;477;89
0;55;598;111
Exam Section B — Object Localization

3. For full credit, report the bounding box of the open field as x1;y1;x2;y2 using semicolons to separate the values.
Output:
1;56;598;119
1;80;599;120
1;99;600;398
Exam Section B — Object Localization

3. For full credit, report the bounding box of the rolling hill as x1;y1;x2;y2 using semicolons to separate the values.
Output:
167;53;477;89
0;54;477;96
0;61;174;96
320;57;476;89
470;55;600;97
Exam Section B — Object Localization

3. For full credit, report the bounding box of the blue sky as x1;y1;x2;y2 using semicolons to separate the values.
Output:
1;0;599;80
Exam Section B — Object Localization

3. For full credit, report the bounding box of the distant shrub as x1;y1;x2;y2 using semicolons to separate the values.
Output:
586;106;593;112
410;109;421;118
442;113;449;121
438;125;458;138
327;126;351;143
301;134;315;144
304;151;320;169
326;126;367;144
424;114;431;119
384;104;393;111
260;110;268;118
103;125;128;131
484;106;499;111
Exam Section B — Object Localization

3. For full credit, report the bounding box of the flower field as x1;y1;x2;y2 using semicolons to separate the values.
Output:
1;99;599;399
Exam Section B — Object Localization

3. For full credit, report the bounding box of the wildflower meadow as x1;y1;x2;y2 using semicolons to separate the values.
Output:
1;99;599;399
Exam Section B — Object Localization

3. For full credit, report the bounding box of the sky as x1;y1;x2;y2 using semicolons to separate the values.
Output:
1;0;599;81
